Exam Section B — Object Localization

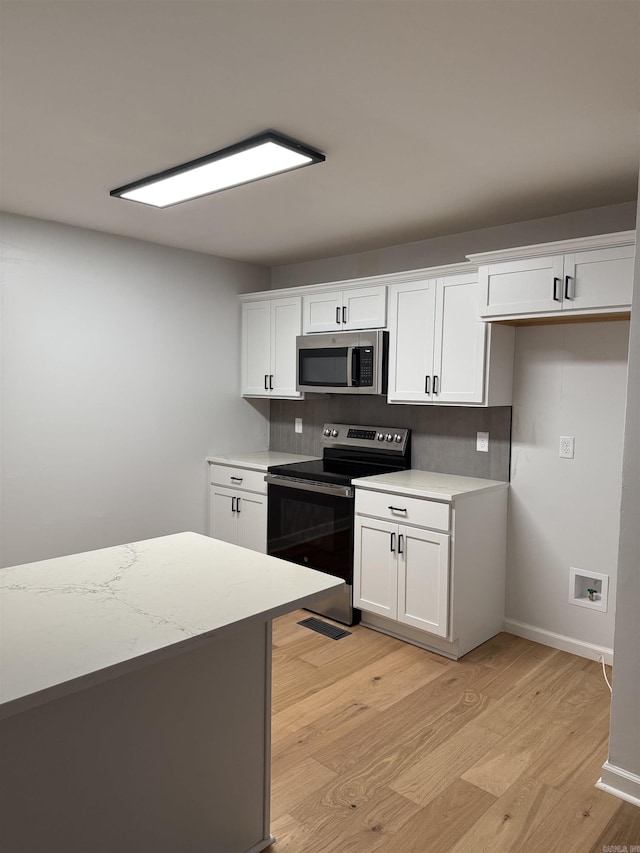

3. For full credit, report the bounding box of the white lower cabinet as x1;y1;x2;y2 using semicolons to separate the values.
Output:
353;480;508;659
354;516;449;636
208;463;267;553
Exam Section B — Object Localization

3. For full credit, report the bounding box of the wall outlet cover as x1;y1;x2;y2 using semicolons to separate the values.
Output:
560;436;575;459
476;431;489;452
294;417;303;434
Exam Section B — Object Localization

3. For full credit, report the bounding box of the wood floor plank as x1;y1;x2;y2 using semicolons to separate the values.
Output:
589;800;640;852
389;721;503;807
272;643;449;736
448;776;562;853
381;778;497;853
270;757;337;822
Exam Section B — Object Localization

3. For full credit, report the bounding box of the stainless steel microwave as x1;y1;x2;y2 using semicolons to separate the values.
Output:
296;330;388;395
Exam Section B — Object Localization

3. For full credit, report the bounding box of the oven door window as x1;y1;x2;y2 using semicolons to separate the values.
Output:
298;347;349;387
267;484;353;583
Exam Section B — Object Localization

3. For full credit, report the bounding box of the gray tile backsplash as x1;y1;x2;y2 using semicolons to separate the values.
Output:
270;398;511;481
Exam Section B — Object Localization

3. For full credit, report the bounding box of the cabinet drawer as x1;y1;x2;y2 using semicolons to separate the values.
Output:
209;464;266;494
355;489;450;532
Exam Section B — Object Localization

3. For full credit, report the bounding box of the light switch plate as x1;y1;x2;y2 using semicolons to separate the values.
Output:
294;417;303;434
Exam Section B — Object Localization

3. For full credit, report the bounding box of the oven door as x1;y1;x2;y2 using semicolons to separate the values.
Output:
266;476;359;625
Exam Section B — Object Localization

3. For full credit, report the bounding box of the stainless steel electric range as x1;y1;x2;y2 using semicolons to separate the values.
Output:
265;423;411;625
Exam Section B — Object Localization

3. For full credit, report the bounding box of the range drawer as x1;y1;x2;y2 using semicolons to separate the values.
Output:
355;488;451;532
209;464;267;494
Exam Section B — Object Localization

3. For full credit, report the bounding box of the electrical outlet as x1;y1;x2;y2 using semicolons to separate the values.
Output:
559;436;575;459
476;431;489;452
294;417;303;434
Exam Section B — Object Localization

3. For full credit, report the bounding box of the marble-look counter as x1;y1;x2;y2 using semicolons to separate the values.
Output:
206;451;319;471
0;532;343;853
0;531;342;720
353;468;509;501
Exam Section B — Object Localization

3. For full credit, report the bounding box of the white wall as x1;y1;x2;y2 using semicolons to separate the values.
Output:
604;188;640;799
0;213;270;568
506;321;629;654
269;202;637;655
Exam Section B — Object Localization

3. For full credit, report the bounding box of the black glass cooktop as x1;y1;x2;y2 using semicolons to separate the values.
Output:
268;457;404;487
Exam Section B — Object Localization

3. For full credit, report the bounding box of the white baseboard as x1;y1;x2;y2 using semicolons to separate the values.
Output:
596;761;640;807
504;618;613;665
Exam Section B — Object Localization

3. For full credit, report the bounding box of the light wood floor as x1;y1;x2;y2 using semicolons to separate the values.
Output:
268;610;640;853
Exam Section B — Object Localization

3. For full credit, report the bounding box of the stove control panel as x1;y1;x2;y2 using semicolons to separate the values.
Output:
321;423;410;454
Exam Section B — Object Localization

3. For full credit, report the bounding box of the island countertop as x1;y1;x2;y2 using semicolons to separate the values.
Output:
0;531;342;719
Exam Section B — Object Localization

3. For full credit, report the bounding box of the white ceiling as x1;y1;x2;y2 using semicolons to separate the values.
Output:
1;0;638;267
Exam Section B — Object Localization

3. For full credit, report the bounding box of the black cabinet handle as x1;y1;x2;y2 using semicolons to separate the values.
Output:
231;497;237;512
433;375;439;395
564;275;572;300
269;374;274;390
230;476;243;483
388;505;407;513
425;375;430;395
342;306;347;324
553;277;561;301
264;374;269;390
336;307;341;325
398;534;404;555
390;532;395;552
236;497;241;514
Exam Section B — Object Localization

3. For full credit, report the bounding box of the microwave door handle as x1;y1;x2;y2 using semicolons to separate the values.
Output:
346;347;354;387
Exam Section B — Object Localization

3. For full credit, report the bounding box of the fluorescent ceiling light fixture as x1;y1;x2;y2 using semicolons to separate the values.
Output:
110;131;325;208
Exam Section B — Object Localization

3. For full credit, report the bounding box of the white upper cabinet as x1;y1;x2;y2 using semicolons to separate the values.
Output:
387;271;511;406
303;285;386;333
241;296;302;398
473;233;635;321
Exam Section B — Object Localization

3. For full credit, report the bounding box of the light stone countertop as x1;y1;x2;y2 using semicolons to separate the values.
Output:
353;469;509;501
206;451;319;471
0;532;342;719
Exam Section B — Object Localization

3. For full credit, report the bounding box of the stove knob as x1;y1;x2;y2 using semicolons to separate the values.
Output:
323;428;331;437
394;433;403;443
331;429;339;438
385;433;393;442
377;432;385;441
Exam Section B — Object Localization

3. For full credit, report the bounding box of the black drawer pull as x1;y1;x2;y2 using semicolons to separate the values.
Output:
388;505;407;513
390;532;396;552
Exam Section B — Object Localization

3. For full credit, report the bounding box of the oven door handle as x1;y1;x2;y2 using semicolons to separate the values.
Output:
265;474;354;499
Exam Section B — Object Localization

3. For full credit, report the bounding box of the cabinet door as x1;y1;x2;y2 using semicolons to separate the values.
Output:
479;255;564;317
271;296;302;398
433;274;486;404
236;493;267;554
302;290;342;333
397;526;449;637
563;245;635;311
353;517;398;619
241;301;271;396
209;486;238;546
342;286;387;330
387;280;437;403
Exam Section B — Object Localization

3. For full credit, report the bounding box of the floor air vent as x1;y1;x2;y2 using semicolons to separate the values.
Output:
297;617;351;640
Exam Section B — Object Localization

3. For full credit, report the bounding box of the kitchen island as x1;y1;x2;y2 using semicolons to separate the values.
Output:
0;531;343;853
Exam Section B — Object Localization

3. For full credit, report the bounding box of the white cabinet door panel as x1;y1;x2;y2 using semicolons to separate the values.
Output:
387;280;436;403
303;291;342;333
342;286;386;330
433;274;486;404
271;296;302;397
398;526;449;637
564;245;635;311
479;255;564;317
210;487;238;546
236;493;267;554
241;301;271;396
354;517;398;619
